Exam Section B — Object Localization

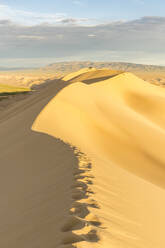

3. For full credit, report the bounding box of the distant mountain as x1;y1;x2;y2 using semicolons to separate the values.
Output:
42;61;165;74
1;61;165;73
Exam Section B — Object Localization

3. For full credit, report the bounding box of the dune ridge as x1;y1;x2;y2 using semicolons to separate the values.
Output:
33;71;165;247
63;68;97;82
33;72;165;188
60;150;102;247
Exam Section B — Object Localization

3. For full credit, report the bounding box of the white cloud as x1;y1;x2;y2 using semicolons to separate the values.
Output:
0;4;67;25
0;4;102;26
88;34;96;38
0;4;93;26
17;35;46;40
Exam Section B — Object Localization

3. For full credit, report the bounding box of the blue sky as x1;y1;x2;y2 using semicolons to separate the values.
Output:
1;0;165;23
0;0;165;67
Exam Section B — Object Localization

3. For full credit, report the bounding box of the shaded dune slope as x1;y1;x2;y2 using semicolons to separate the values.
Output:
0;70;120;248
33;72;165;247
63;68;122;84
0;79;80;248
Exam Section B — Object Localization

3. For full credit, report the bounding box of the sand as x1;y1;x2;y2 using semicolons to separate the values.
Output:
32;71;165;247
0;79;79;248
63;67;97;81
0;71;57;88
0;68;165;248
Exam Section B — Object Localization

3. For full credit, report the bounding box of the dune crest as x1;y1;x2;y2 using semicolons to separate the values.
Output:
33;72;165;187
62;67;97;81
32;71;165;247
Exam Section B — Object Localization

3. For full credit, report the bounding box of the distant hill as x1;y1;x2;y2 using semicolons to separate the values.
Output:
1;61;165;88
42;61;165;75
1;61;165;74
1;61;165;73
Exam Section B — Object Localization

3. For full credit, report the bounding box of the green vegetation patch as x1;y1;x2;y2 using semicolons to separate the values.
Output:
0;83;30;97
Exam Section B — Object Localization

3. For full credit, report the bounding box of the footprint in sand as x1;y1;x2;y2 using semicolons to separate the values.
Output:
61;216;85;232
61;151;101;247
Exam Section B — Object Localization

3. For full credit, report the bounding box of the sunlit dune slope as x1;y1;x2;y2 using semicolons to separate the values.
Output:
33;72;165;188
33;71;165;247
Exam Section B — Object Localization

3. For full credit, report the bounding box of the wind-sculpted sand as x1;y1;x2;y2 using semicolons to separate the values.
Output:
32;70;165;247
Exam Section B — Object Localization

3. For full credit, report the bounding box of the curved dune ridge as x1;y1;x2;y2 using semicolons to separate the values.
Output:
33;72;165;188
62;67;97;81
63;67;123;84
32;71;165;248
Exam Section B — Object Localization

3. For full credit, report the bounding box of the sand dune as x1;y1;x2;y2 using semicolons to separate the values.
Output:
32;71;165;247
64;68;123;84
0;79;81;248
1;68;165;248
63;67;97;81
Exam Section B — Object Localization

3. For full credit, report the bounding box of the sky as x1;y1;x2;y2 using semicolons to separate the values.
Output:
0;0;165;67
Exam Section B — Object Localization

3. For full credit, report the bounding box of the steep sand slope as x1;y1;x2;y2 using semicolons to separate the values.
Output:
63;68;97;81
63;68;122;84
0;79;80;248
33;72;165;247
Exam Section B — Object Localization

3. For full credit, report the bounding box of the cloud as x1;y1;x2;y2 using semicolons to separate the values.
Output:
17;35;46;40
0;4;92;26
0;4;104;26
0;4;67;25
88;34;96;38
0;16;165;66
0;19;11;25
60;17;90;25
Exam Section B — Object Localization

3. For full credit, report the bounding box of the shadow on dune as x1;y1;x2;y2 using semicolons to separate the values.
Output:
0;79;79;248
69;74;121;85
0;74;110;247
83;75;120;84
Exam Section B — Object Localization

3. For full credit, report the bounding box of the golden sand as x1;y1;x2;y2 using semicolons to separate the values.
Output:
32;71;165;247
